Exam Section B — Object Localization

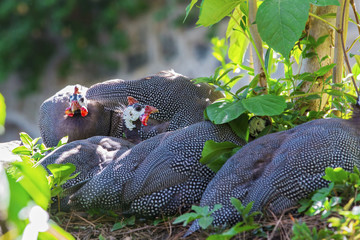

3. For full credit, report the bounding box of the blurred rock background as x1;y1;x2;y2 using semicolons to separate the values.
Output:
0;0;359;142
0;0;227;142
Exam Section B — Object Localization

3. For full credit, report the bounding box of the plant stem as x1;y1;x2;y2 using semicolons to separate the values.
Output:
308;12;339;31
285;92;324;99
340;0;359;95
350;0;360;34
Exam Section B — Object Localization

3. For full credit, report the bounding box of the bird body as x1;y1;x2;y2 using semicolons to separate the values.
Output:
187;104;360;234
40;121;245;216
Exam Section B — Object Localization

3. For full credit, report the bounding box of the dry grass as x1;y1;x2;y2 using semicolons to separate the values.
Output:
53;209;327;240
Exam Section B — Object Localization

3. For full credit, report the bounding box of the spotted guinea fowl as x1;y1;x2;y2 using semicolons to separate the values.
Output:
85;70;223;133
186;98;360;235
58;121;245;216
39;70;223;147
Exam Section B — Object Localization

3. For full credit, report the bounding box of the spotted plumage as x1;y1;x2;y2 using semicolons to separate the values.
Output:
86;70;224;132
39;70;223;147
187;103;360;235
42;121;245;216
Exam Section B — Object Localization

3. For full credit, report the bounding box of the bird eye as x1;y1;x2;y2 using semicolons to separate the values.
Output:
135;105;142;111
80;97;84;102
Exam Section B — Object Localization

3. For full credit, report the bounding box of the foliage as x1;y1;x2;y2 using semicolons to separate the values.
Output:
1;132;75;239
207;199;261;240
111;216;136;231
191;0;358;175
0;93;5;135
294;167;360;239
173;204;222;230
0;0;149;94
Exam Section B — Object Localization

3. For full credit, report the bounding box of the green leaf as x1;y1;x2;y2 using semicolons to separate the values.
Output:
198;216;213;229
323;167;348;183
242;95;287;116
227;6;249;64
256;0;310;58
197;0;241;27
111;221;126;231
56;136;68;147
0;93;5;128
19;132;33;149
47;163;77;186
228;113;249;141
173;212;199;226
309;0;339;6
192;205;210;216
12;146;32;156
206;100;247;124
184;0;199;22
326;89;343;97
200;140;240;172
12;161;50;209
314;63;336;76
39;221;75;240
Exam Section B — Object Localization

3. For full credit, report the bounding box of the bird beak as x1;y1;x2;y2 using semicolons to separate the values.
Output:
140;106;158;126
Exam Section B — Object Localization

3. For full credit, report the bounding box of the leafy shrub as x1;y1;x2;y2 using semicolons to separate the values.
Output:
1;132;76;239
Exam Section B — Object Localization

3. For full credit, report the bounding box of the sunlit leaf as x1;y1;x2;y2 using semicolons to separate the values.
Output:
256;0;310;58
197;0;241;27
206;100;247;124
242;95;287;116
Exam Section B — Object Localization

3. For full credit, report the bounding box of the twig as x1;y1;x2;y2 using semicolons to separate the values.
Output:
309;12;339;31
350;0;360;34
65;212;73;231
340;0;359;95
73;213;96;227
268;211;284;240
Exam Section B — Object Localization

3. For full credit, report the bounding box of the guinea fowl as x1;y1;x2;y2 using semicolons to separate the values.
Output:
85;70;224;132
186;98;360;235
39;70;223;147
43;121;245;216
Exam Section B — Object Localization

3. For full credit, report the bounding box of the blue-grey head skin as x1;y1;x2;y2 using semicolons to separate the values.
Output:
39;85;115;147
39;70;224;147
51;121;246;217
186;104;360;236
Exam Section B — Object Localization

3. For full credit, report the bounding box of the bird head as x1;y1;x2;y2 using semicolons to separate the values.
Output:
123;96;158;131
65;86;88;117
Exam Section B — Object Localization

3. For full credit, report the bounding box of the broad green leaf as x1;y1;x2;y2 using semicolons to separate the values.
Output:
200;140;240;172
323;167;348;183
198;216;213;229
228;29;249;65
228;113;249;141
12;146;32;156
206;100;247;124
12;161;50;209
256;0;310;58
242;95;286;116
197;0;241;27
309;0;339;6
0;93;5;128
184;0;199;22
